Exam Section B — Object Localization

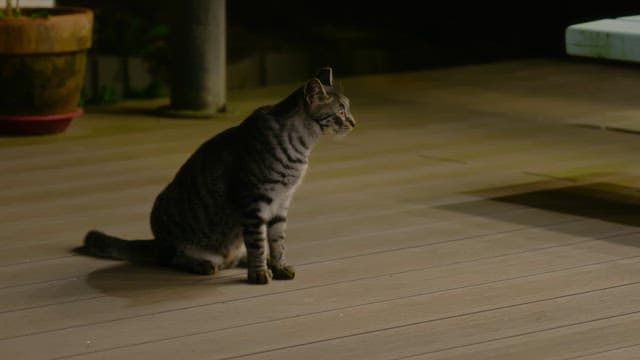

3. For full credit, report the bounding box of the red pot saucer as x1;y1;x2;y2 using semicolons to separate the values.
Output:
0;108;84;136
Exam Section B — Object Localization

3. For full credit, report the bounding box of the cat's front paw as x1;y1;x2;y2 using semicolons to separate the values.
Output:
247;268;272;285
270;264;296;280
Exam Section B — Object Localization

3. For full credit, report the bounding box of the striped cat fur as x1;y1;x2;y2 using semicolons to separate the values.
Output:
78;68;355;284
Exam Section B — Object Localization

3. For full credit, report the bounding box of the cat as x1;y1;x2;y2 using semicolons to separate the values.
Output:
77;67;355;284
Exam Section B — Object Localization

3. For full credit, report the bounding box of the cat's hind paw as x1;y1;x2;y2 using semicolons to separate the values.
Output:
270;264;296;280
248;268;272;284
190;261;217;276
171;253;217;276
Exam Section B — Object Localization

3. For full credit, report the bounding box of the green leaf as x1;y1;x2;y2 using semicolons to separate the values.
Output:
30;10;50;19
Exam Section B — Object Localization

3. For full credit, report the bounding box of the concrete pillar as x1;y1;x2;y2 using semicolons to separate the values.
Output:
167;0;226;117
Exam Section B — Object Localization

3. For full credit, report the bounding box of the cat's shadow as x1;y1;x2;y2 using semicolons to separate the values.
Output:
84;261;247;305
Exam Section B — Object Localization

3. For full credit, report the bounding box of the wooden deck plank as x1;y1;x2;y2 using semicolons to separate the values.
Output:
566;344;640;360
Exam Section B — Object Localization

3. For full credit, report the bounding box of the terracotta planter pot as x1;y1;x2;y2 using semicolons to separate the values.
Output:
0;7;93;135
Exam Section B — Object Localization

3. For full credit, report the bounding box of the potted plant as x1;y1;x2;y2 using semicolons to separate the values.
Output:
0;0;93;135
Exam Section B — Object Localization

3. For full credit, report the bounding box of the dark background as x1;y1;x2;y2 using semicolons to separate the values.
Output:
227;2;640;68
58;0;640;97
57;1;639;66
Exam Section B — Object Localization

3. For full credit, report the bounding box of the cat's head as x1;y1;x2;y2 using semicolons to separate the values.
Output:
303;68;355;136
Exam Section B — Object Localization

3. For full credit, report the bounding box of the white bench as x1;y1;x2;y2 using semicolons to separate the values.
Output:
566;16;640;62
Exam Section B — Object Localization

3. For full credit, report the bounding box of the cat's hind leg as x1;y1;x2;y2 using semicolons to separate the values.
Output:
170;249;220;275
223;239;247;269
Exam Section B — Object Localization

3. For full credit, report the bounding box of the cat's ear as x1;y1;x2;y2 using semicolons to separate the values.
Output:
304;78;328;105
317;67;333;87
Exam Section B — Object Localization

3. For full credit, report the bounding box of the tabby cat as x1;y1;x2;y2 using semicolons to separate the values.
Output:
78;67;355;284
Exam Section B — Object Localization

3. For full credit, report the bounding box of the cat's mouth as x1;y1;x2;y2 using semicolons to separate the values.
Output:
333;124;355;138
324;117;355;137
338;117;355;133
346;117;356;129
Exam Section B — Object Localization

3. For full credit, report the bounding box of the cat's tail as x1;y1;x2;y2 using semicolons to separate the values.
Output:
76;230;171;264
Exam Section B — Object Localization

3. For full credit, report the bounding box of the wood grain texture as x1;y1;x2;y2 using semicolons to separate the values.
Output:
2;59;640;360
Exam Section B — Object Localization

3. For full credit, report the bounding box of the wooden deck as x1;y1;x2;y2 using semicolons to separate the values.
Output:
3;58;640;360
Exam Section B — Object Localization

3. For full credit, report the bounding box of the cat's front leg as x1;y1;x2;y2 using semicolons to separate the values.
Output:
243;216;272;284
267;215;295;280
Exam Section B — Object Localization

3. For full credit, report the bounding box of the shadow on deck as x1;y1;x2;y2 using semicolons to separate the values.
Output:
439;179;640;246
